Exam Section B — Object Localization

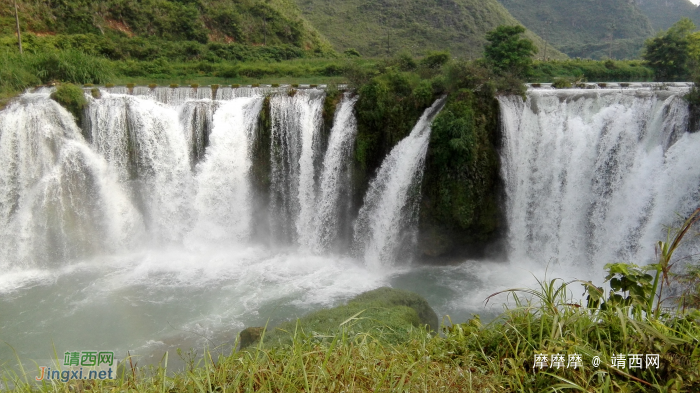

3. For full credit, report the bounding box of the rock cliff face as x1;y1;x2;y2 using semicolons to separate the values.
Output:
419;90;504;261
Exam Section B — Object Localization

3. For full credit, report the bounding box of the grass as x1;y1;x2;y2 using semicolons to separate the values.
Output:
529;59;654;83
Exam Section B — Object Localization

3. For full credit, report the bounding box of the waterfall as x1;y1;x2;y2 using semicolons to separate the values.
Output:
499;87;699;270
268;90;325;244
353;97;447;269
86;92;194;243
308;94;359;252
180;101;215;167
186;97;264;245
0;93;143;268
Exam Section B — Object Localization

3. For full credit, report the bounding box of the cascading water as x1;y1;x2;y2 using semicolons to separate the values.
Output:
0;93;143;268
353;97;447;269
307;93;359;253
86;92;194;243
9;82;697;372
268;90;325;245
186;97;264;245
499;86;700;270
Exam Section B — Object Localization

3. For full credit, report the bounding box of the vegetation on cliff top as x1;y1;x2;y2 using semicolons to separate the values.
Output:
50;83;87;121
0;0;331;52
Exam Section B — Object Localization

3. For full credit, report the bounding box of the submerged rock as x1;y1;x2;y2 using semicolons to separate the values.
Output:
240;287;439;349
238;326;265;349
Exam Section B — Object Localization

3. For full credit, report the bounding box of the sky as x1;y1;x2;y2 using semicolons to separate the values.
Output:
691;0;700;5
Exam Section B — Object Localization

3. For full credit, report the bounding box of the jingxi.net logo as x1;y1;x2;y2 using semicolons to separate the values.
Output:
36;351;117;382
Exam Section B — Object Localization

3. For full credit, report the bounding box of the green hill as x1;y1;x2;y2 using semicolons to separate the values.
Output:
635;0;700;31
0;0;332;52
290;0;566;59
498;0;656;59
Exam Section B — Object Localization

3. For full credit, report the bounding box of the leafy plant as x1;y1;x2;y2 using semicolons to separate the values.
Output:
552;77;572;88
643;18;697;81
484;25;538;77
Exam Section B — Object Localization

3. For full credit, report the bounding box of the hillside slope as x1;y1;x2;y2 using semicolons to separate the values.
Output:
291;0;565;59
498;0;656;59
635;0;700;31
0;0;332;52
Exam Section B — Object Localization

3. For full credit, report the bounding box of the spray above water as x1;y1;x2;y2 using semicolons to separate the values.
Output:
353;97;447;270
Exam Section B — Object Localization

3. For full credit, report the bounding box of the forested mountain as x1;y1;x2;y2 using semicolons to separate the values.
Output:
290;0;565;59
498;0;656;59
635;0;700;31
0;0;332;52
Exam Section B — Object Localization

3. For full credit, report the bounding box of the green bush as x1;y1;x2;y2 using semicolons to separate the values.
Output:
343;48;361;58
50;83;87;121
552;77;573;88
484;25;537;78
420;51;450;69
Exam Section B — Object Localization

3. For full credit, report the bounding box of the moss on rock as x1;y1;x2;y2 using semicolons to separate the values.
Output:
258;288;438;348
50;83;87;122
419;88;503;259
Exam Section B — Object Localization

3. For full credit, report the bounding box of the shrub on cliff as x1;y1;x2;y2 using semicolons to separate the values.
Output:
50;83;87;121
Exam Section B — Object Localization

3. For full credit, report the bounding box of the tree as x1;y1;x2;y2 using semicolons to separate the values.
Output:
643;18;697;81
483;25;537;77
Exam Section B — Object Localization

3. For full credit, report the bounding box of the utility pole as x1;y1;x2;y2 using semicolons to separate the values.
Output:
13;0;22;54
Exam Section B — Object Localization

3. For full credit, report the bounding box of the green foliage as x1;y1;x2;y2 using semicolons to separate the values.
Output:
420;78;501;257
0;33;318;63
343;48;361;58
0;0;334;53
484;25;537;77
420;51;450;69
644;18;697;81
0;50;113;97
529;59;655;82
50;83;87;121
499;0;656;60
552;77;573;88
